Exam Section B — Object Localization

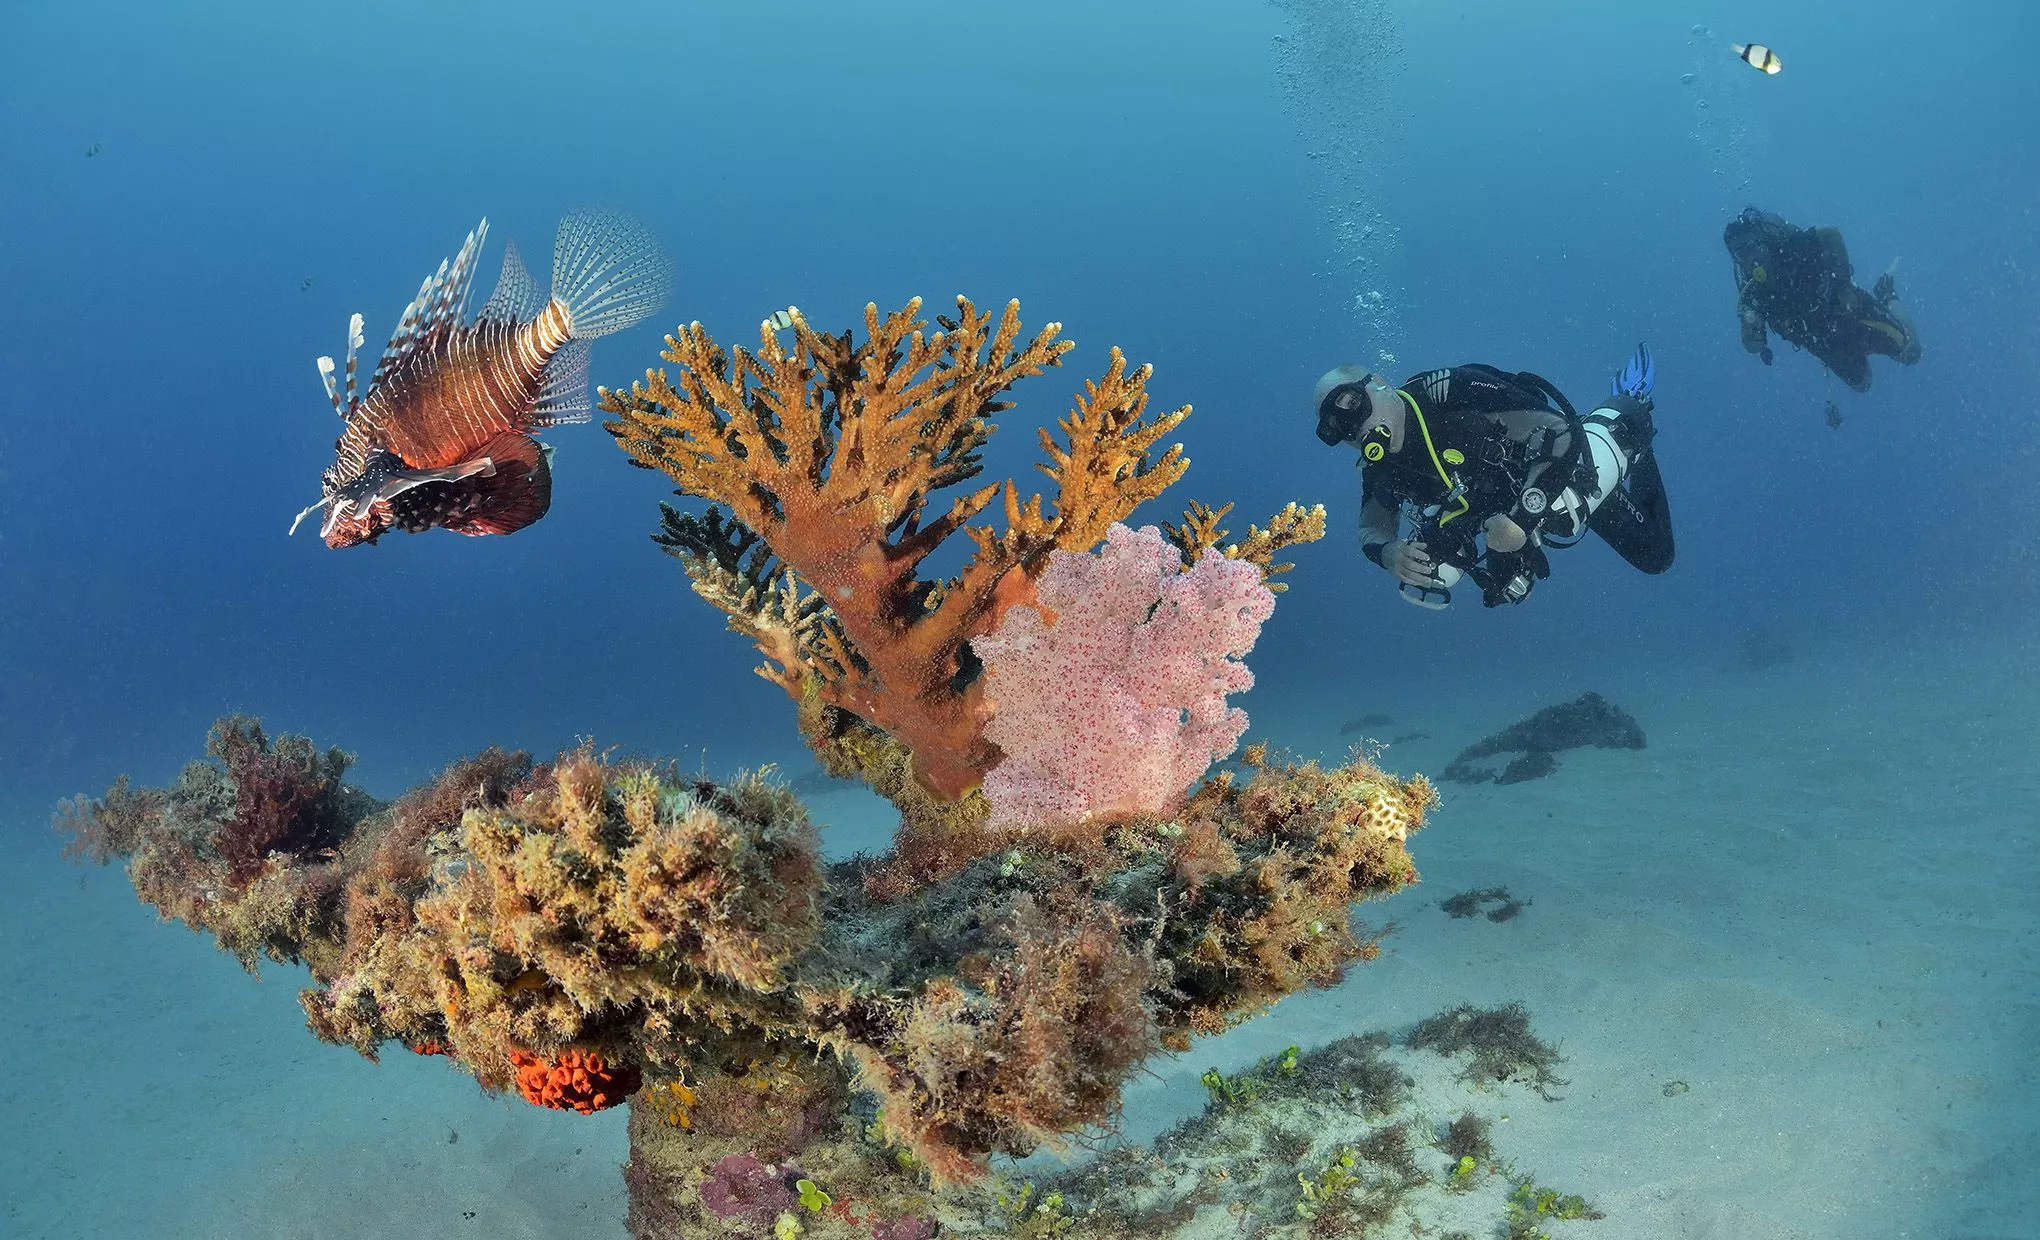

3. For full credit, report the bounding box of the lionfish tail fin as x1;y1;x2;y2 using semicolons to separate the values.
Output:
532;339;594;427
549;207;672;339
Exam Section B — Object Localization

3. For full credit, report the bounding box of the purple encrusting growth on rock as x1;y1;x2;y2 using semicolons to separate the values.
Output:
700;1152;801;1225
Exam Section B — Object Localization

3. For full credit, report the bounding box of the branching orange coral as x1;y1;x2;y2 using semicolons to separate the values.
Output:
601;296;1191;799
1162;499;1328;592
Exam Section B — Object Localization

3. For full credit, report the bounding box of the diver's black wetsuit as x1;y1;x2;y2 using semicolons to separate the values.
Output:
1724;208;1921;392
1357;365;1673;606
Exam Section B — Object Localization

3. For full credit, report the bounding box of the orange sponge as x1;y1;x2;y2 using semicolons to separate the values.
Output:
510;1047;642;1114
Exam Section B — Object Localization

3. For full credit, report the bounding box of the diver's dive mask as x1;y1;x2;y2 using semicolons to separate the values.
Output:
1315;374;1394;452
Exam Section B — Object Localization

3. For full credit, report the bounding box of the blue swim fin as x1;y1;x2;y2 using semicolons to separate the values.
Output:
1612;343;1654;400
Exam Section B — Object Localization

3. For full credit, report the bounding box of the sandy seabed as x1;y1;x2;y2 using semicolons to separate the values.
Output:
3;632;2033;1240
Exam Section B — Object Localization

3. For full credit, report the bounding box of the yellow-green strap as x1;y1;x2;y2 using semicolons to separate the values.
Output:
1399;388;1469;526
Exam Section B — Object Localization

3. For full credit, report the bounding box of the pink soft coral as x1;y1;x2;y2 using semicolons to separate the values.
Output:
974;522;1275;831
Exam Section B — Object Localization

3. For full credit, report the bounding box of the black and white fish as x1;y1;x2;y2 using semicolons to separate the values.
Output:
1733;42;1781;74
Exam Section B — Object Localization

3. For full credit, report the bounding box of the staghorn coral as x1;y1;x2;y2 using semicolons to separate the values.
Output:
603;295;1320;807
1162;498;1327;592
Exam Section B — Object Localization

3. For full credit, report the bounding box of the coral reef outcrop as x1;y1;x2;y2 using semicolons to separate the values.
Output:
62;295;1438;1231
66;732;1430;1188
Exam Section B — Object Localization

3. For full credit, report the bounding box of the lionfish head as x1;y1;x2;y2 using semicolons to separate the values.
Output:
291;456;395;549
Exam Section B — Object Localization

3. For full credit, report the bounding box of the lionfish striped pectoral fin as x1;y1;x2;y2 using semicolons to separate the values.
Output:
439;433;554;537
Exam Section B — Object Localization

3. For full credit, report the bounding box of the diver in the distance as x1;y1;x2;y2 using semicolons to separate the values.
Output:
1313;347;1672;609
1723;207;1921;392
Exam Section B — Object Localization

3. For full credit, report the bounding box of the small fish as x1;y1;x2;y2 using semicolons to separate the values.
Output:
1679;72;1697;86
1733;42;1781;74
762;306;799;333
85;142;102;157
292;209;671;548
301;276;315;292
1824;399;1843;430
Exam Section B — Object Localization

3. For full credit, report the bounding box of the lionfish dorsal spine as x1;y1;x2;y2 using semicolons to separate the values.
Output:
316;355;342;416
369;278;432;396
366;219;490;398
316;311;369;417
343;313;364;413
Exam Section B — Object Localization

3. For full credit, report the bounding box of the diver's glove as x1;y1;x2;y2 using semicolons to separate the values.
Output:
1873;272;1895;305
1612;342;1654;402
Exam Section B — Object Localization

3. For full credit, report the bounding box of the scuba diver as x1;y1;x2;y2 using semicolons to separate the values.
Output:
1723;207;1922;392
1313;347;1672;609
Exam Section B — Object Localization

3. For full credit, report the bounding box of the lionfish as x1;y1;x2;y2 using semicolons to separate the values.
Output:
291;209;671;548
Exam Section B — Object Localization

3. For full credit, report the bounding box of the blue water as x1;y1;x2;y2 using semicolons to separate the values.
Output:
2;1;2035;1236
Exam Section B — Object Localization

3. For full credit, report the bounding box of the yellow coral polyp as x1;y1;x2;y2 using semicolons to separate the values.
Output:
735;1055;807;1096
653;1080;698;1129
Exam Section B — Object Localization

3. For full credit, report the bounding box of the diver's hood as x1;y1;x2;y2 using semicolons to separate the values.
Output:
1726;208;1788;261
1312;364;1374;413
